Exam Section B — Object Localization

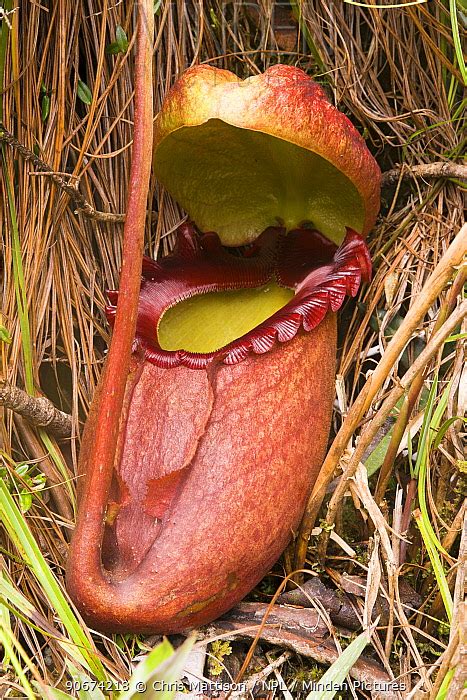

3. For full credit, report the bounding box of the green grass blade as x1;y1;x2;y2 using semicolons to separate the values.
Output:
413;378;453;622
0;625;39;700
118;636;195;700
1;568;13;665
0;575;35;615
0;480;106;679
417;380;452;558
365;425;394;477
0;576;95;671
413;372;439;479
445;331;467;342
414;510;453;621
290;1;326;74
33;685;74;700
432;415;466;450
67;662;107;700
435;667;455;700
305;630;370;700
449;0;467;85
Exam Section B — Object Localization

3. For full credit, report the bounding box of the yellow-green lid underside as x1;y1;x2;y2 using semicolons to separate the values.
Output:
155;120;365;247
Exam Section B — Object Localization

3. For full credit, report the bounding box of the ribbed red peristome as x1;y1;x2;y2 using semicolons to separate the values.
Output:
105;222;371;369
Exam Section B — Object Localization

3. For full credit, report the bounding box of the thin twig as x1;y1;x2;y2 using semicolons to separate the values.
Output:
235;651;291;696
381;162;467;188
0;122;125;222
0;379;72;438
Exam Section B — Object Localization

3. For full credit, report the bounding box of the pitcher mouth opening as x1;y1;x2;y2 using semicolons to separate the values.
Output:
105;222;372;370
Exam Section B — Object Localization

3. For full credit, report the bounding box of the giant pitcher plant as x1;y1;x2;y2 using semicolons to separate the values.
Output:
66;14;381;633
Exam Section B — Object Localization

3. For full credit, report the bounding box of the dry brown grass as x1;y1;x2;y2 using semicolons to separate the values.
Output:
0;1;465;697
